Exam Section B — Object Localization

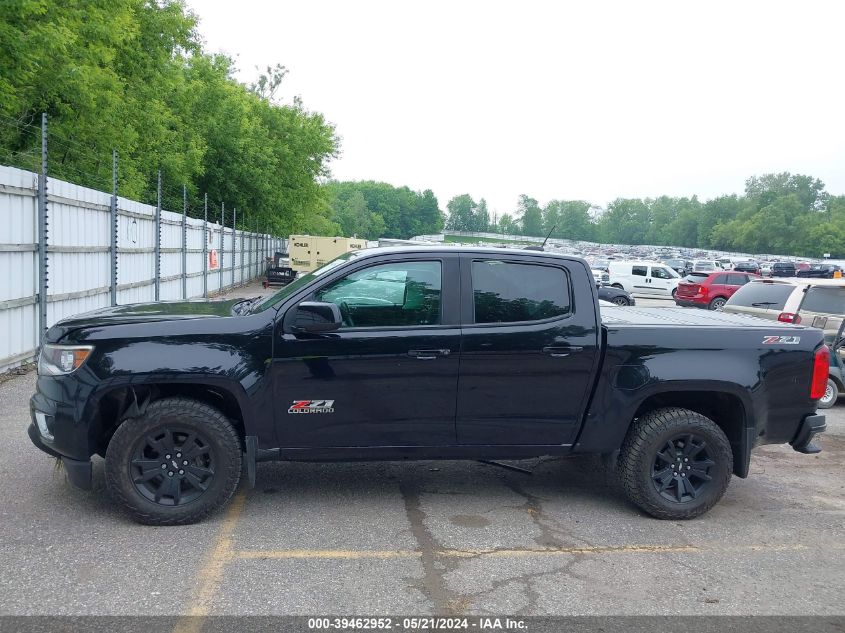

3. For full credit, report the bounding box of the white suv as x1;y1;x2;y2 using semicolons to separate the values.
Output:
722;278;845;325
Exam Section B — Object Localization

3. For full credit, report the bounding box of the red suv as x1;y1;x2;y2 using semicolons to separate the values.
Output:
674;271;760;310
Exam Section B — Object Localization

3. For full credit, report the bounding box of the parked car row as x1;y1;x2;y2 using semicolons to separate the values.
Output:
720;278;845;407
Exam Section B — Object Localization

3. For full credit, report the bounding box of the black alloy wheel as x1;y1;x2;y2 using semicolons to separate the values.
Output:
130;427;215;506
650;433;715;503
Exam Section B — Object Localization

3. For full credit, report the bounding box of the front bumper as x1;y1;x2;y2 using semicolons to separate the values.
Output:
791;414;826;454
28;370;100;462
27;422;93;490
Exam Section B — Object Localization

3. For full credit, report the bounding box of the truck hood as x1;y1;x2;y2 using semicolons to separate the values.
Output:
46;299;242;342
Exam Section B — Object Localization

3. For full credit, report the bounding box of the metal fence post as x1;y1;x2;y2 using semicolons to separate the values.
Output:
232;207;237;288
37;113;48;344
110;150;118;306
154;170;161;301
182;185;187;299
220;202;225;290
240;211;245;282
203;192;208;299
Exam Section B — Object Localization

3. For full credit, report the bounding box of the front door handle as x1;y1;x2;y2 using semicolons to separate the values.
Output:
542;346;583;357
408;349;451;360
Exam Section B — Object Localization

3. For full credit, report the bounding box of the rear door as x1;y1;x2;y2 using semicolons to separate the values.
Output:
455;255;600;445
723;272;749;299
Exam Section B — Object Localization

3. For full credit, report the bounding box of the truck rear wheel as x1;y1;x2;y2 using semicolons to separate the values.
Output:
105;398;242;525
618;408;732;519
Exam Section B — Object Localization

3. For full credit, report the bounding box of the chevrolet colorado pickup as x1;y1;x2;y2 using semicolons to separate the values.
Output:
29;246;828;525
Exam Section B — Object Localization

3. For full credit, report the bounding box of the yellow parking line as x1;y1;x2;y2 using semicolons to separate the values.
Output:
239;549;418;560
173;489;247;633
233;542;823;561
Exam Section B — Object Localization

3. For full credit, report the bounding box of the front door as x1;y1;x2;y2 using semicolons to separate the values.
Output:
272;256;461;448
648;265;677;296
456;256;600;445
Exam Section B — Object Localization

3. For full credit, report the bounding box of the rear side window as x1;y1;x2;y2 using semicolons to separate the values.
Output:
800;286;845;315
725;274;747;285
632;265;647;277
711;275;727;285
472;261;570;324
725;282;794;309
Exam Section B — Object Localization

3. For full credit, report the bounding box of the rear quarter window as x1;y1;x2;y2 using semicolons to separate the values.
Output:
800;286;845;316
725;282;794;309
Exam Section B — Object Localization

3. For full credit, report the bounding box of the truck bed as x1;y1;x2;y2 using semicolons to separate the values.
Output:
600;305;804;329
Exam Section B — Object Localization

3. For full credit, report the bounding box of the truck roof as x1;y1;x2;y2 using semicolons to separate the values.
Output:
351;245;586;260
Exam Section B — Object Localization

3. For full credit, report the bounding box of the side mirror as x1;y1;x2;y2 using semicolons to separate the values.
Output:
292;301;342;333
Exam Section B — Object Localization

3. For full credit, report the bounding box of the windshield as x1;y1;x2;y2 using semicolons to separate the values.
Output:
248;252;357;313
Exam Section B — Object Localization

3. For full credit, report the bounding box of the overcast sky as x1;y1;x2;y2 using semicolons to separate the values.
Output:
189;0;845;217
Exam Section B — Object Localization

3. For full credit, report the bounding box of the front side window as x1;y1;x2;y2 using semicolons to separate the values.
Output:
651;266;676;280
472;261;570;324
315;260;441;327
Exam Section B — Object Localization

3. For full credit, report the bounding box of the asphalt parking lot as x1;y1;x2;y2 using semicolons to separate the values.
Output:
1;283;843;619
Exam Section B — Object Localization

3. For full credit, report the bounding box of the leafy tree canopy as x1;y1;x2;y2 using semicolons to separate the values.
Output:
0;0;338;236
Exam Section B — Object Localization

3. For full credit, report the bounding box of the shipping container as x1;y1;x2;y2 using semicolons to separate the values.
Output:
288;235;366;273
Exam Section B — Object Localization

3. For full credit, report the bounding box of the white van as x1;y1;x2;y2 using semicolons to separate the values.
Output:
608;260;680;297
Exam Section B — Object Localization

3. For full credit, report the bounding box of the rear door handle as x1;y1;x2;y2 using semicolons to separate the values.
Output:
408;349;451;360
542;346;583;357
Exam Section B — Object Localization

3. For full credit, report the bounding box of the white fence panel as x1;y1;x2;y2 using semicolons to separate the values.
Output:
0;165;280;371
0;166;39;366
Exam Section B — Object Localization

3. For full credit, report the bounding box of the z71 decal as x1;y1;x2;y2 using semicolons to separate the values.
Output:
288;400;335;414
762;336;801;345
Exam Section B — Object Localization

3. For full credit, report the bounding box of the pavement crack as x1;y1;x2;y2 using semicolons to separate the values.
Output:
399;480;465;614
501;478;594;549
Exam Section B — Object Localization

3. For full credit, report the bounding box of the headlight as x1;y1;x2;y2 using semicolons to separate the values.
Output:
38;344;94;376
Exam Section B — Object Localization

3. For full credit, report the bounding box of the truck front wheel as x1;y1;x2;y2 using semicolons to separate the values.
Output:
105;398;242;525
618;408;732;519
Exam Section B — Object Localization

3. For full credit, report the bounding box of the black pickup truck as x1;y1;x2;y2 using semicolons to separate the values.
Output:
29;246;828;525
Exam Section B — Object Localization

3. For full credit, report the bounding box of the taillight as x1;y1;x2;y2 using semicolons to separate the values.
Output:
778;312;801;324
810;345;830;400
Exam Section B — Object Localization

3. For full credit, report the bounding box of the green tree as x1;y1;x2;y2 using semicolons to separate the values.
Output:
446;194;477;232
0;0;338;236
517;195;543;236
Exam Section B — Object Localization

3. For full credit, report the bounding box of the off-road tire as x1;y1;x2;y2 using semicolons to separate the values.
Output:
105;397;242;525
618;407;732;520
